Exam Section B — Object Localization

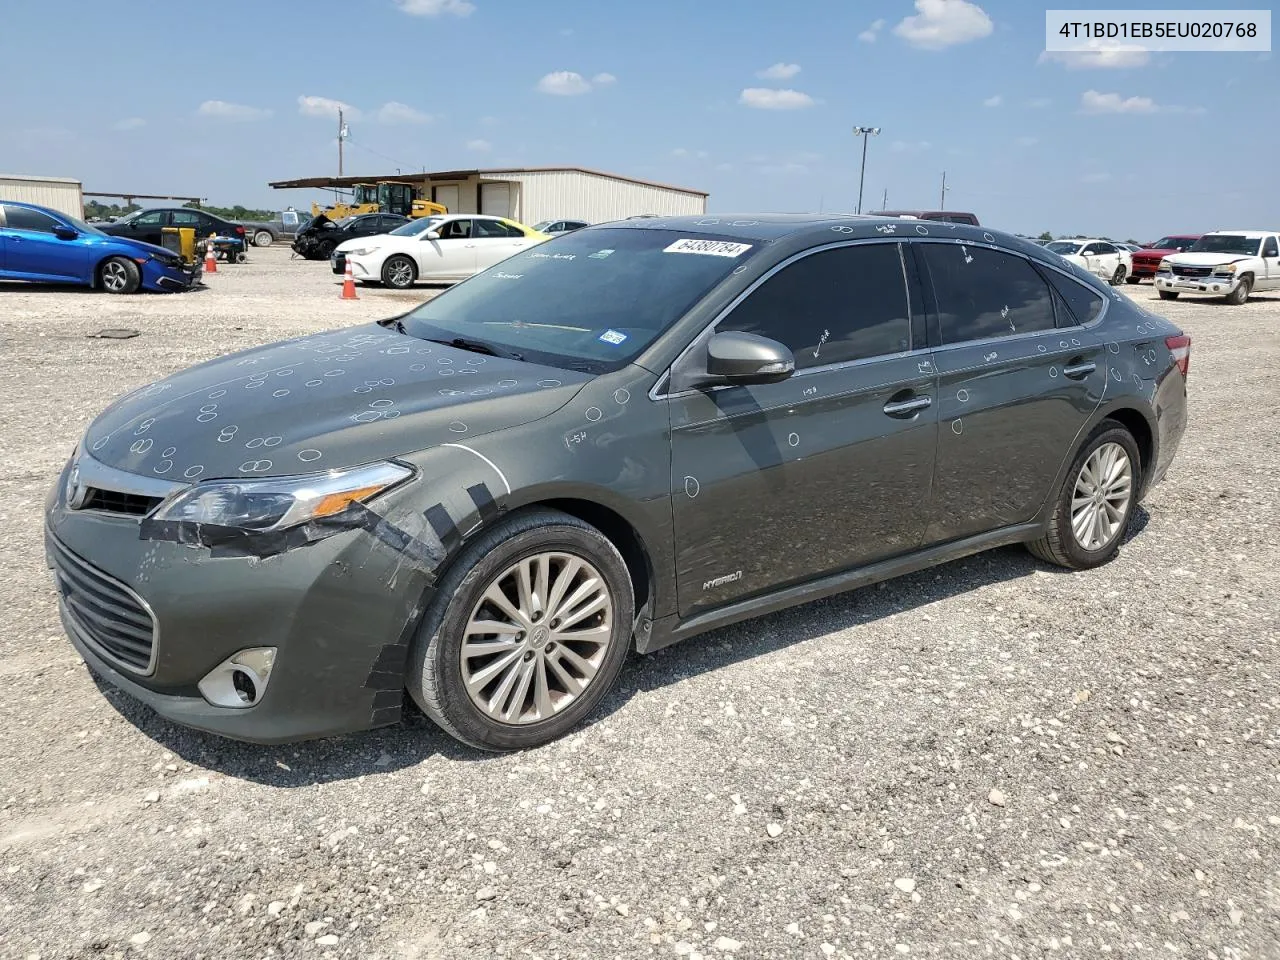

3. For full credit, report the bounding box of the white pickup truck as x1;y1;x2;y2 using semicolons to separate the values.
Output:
1154;229;1280;305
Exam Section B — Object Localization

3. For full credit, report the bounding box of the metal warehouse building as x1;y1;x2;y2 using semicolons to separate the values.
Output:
0;174;84;218
269;166;707;224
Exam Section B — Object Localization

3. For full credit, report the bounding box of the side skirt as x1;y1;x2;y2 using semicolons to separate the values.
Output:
637;521;1044;654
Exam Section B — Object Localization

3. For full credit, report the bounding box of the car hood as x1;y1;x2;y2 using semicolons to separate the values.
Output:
335;235;398;254
95;234;173;257
1164;252;1254;267
1132;247;1177;259
82;323;590;481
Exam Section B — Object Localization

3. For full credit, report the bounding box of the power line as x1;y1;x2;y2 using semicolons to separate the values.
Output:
343;137;418;174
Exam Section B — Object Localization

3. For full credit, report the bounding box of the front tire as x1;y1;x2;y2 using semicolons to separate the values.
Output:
1158;290;1178;301
1226;275;1252;305
382;254;417;289
408;509;634;751
1027;421;1140;570
253;230;273;247
99;256;141;294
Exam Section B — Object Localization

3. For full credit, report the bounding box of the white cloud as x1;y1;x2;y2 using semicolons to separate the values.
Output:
738;87;815;110
1080;89;1158;114
466;138;492;152
298;95;359;119
715;162;733;172
559;27;573;36
479;115;499;126
890;139;932;154
591;72;617;85
1039;46;1150;69
1016;135;1039;146
859;18;886;42
982;94;1002;107
671;147;689;157
1028;97;1052;108
394;0;474;16
894;0;993;50
1080;172;1112;183
757;62;801;80
758;162;810;176
537;71;593;95
113;117;145;131
197;100;272;121
377;101;433;124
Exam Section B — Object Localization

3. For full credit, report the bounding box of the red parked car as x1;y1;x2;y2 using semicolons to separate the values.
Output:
1128;235;1201;283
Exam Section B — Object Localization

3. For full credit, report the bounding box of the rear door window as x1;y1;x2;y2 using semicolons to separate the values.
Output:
921;244;1057;343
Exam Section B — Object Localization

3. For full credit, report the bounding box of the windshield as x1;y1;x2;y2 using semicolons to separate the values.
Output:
1045;241;1083;255
1151;236;1194;250
389;216;442;237
531;220;552;231
1190;234;1260;256
399;228;758;374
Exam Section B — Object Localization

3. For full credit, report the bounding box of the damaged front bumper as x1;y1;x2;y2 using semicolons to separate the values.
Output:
44;457;440;743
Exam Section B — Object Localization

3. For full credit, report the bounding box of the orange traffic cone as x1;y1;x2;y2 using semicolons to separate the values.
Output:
340;258;358;300
204;233;218;273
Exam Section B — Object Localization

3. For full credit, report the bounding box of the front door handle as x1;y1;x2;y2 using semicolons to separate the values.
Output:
1063;360;1097;379
883;395;932;417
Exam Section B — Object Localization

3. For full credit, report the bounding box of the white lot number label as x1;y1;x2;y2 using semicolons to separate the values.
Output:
663;238;753;258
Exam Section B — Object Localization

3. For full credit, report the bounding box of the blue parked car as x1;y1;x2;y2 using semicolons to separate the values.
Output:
0;201;200;294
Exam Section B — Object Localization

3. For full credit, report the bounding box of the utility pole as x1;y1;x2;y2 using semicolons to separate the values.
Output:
939;170;949;210
881;188;888;211
337;107;347;178
852;126;881;214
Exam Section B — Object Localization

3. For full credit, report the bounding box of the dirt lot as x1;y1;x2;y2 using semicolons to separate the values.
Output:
1;247;1277;960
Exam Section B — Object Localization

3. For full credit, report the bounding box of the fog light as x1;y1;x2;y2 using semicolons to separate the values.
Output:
198;647;276;708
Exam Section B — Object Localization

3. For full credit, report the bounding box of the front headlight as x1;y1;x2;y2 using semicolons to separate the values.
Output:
152;461;412;533
1212;263;1237;275
152;253;183;268
346;247;375;257
1157;259;1172;272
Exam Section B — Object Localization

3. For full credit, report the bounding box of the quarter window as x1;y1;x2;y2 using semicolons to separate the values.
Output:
1040;266;1106;326
922;244;1056;343
3;206;60;233
717;243;912;370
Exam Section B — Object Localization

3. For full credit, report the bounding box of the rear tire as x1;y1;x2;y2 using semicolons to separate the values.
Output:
407;509;634;751
253;230;273;247
1158;290;1178;301
1027;421;1141;570
382;255;418;289
99;256;141;294
1110;265;1127;285
1226;275;1252;305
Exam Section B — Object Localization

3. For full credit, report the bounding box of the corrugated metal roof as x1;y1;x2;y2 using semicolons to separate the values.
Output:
0;174;82;184
268;166;708;197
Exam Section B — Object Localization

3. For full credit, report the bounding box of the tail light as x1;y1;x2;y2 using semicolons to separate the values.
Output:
1165;334;1191;379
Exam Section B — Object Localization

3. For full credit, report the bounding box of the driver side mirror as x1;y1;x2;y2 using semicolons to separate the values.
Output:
53;225;77;240
424;230;441;240
704;331;795;385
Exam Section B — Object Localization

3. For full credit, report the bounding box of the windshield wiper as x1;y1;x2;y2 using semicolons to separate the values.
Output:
426;336;523;362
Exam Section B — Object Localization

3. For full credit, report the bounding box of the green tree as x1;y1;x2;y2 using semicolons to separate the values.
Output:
1038;231;1053;241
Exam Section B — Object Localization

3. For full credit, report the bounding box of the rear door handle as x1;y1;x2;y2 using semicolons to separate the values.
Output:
883;395;932;417
1063;360;1097;379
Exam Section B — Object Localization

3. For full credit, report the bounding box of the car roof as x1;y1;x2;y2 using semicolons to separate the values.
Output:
1208;229;1275;237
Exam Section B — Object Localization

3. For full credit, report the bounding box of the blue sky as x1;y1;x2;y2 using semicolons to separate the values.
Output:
2;0;1274;238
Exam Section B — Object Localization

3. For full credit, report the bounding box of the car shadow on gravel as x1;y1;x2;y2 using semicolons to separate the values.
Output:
88;507;1150;784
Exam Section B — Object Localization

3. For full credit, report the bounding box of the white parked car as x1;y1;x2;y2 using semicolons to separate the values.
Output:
334;215;549;288
1043;238;1132;285
1154;230;1280;305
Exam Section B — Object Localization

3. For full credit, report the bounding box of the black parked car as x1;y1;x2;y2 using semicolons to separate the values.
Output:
291;212;409;261
98;208;246;247
46;215;1190;752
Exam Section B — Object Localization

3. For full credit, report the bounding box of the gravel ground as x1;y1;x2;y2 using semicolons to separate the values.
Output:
1;248;1277;960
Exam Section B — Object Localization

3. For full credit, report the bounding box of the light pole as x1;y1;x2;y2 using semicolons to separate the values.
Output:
853;126;881;214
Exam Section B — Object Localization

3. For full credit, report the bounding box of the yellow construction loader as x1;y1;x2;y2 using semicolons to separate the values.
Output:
310;181;447;220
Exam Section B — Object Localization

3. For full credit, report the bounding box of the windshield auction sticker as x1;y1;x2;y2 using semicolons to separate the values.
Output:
663;238;753;258
1045;9;1271;51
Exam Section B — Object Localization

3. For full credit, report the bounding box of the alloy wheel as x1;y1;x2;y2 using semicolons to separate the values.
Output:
389;259;414;287
1070;441;1132;551
460;552;614;725
102;261;128;292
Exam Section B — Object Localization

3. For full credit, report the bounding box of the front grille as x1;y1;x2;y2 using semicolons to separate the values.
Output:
1173;265;1212;278
83;487;163;516
49;536;156;675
